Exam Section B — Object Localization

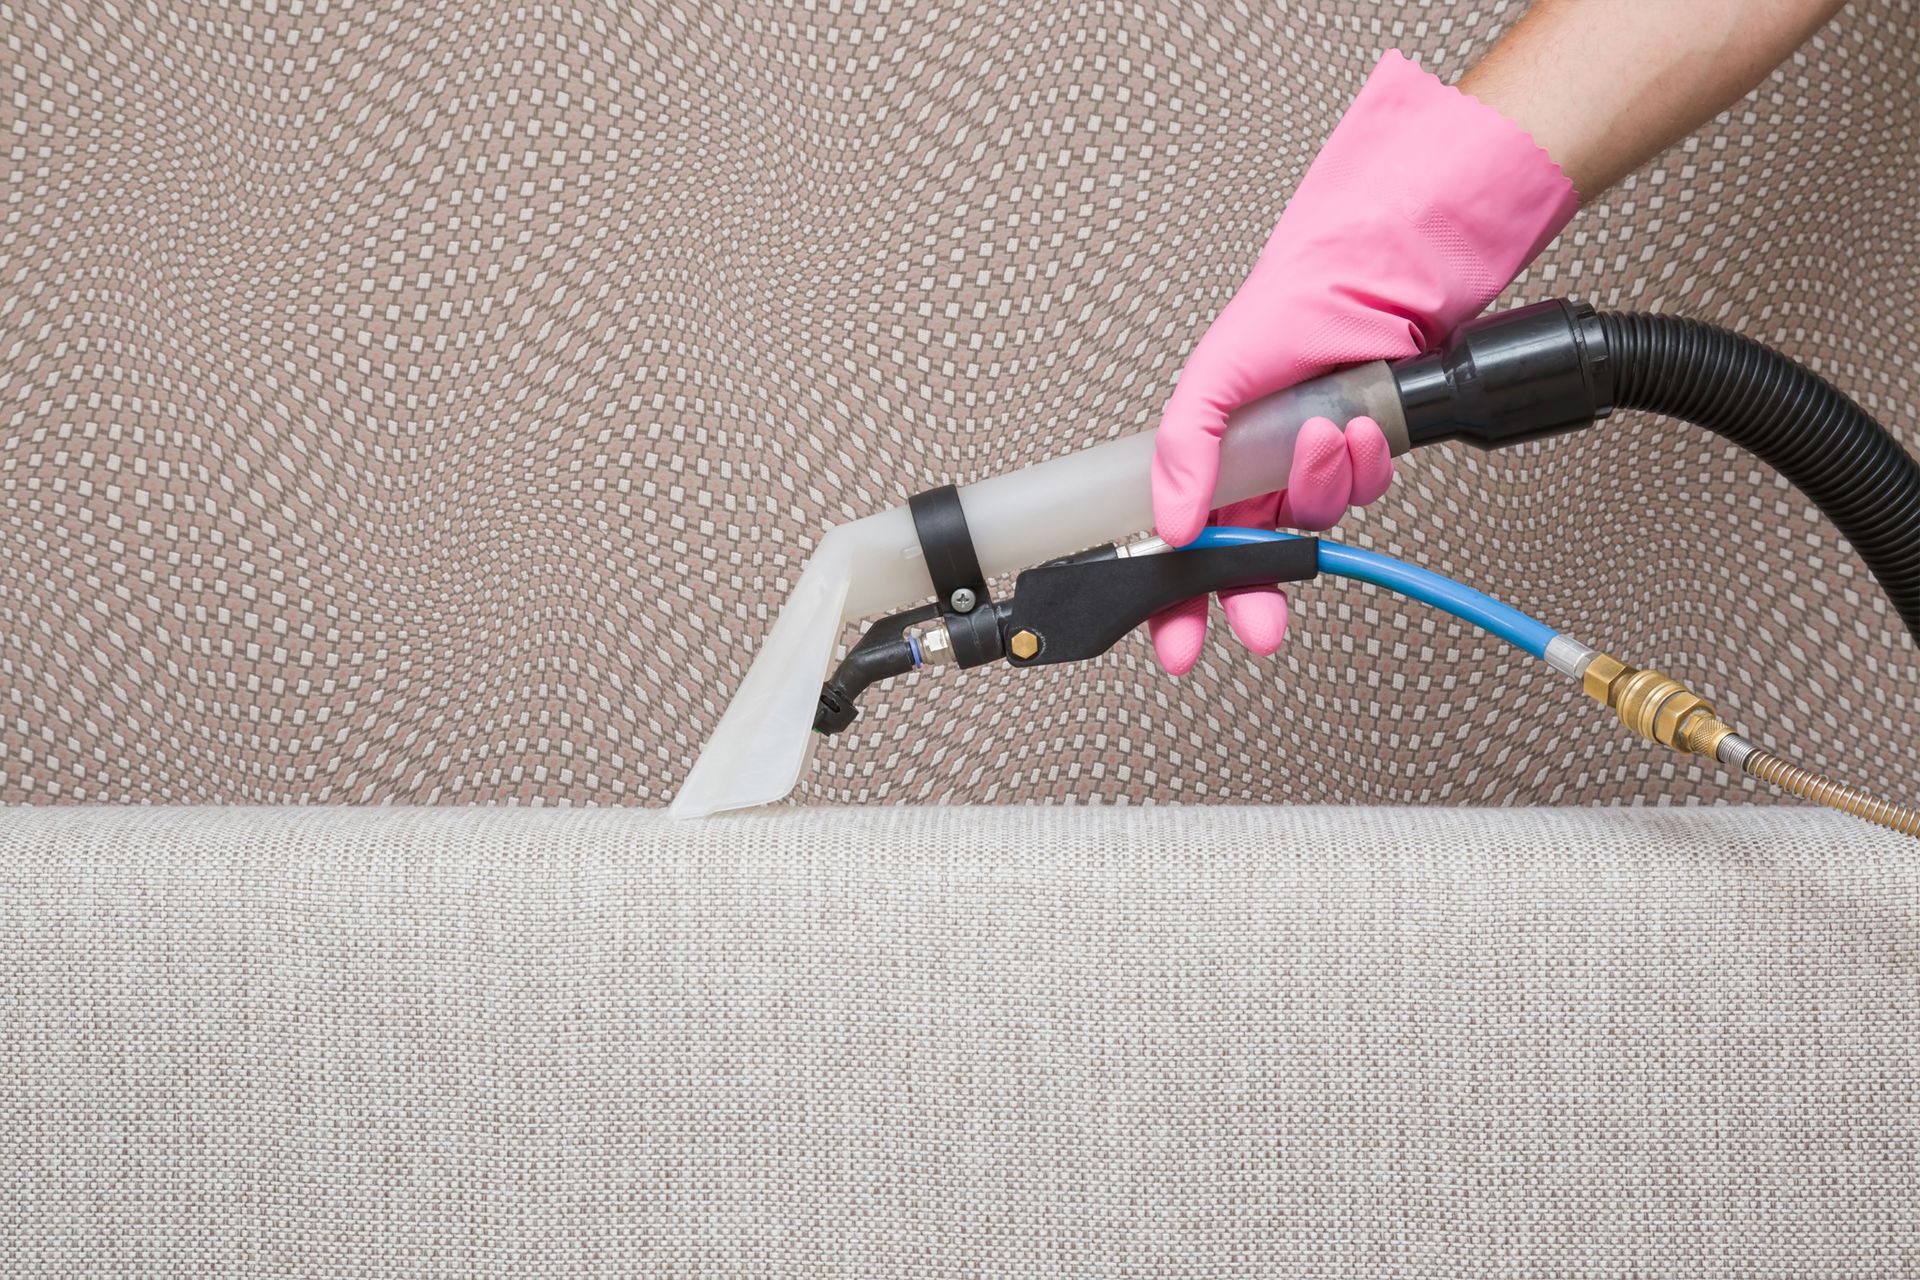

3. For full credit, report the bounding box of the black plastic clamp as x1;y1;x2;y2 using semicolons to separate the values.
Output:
907;484;1002;668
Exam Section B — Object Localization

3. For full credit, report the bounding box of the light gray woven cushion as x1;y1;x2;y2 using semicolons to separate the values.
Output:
3;805;1916;1276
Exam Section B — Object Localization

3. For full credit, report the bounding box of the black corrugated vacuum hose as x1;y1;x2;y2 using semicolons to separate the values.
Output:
1600;311;1920;642
1394;299;1920;645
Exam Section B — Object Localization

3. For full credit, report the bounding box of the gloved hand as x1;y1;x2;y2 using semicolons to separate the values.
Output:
1148;51;1580;674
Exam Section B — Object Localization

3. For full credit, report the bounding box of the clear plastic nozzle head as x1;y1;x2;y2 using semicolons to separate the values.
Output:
668;539;854;819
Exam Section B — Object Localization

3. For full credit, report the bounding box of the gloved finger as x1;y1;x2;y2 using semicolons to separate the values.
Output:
1275;416;1353;531
1345;415;1395;507
1146;593;1209;676
1210;491;1291;656
1220;585;1290;655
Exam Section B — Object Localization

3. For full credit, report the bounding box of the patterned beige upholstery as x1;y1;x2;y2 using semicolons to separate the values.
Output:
1;4;1917;810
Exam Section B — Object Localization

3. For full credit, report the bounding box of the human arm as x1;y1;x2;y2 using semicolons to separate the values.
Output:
1460;0;1849;198
1148;0;1849;675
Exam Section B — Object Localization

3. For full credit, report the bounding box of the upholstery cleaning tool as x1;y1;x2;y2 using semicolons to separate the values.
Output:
672;299;1920;833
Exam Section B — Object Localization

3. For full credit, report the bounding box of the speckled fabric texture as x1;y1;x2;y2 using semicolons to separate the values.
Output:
3;1;1917;805
3;805;1916;1276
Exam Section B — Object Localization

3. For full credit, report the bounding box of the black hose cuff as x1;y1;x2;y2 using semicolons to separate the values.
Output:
1394;298;1612;451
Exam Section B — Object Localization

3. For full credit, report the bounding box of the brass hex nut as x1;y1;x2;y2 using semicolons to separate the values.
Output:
1653;690;1714;750
1009;629;1040;661
1582;653;1630;706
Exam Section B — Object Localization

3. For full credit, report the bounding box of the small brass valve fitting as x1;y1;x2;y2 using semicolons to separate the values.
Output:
1581;650;1919;838
1580;654;1737;760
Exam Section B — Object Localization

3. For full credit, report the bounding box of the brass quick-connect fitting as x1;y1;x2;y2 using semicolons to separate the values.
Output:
1580;653;1737;761
1579;651;1918;839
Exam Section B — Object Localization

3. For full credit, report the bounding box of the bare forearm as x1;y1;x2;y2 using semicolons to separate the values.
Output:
1459;0;1847;198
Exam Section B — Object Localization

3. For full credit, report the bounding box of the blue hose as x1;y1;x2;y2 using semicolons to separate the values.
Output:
1186;527;1559;659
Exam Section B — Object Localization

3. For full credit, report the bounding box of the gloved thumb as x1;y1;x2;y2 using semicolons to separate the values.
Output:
1151;376;1233;548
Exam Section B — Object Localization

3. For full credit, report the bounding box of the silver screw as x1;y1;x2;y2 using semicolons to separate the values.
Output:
948;587;977;613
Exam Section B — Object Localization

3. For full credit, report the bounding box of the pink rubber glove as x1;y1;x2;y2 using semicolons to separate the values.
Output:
1148;51;1579;674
